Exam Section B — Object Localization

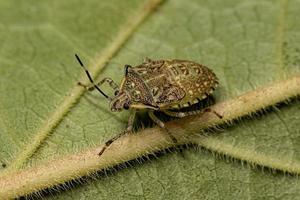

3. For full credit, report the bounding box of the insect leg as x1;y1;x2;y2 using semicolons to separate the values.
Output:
75;54;109;99
98;110;136;156
164;110;200;118
126;110;136;132
79;77;119;92
148;110;178;143
98;134;122;156
164;109;223;119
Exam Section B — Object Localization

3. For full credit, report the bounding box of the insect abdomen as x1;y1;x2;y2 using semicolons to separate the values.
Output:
166;60;218;108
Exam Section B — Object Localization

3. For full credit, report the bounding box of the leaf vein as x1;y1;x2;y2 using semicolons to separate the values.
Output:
7;0;166;171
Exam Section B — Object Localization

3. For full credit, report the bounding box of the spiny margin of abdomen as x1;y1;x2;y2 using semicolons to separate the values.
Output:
169;64;218;108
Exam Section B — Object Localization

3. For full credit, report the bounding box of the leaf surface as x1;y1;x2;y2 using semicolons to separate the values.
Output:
1;0;300;199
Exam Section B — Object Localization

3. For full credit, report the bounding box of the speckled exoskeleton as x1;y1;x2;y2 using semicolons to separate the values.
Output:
75;55;220;156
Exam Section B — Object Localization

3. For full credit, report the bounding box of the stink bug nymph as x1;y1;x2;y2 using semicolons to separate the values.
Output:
75;54;220;156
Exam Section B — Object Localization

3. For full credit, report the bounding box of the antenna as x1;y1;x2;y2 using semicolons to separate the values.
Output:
75;54;109;99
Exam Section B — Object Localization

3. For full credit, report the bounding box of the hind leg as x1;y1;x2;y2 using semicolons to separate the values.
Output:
164;108;223;119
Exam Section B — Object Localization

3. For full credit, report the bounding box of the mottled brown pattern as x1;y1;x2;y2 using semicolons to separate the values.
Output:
76;54;219;156
123;69;155;106
129;59;218;109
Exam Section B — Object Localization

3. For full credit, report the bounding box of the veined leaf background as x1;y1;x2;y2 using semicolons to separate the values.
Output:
0;0;300;199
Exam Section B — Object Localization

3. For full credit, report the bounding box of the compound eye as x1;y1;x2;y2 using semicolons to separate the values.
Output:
123;103;130;110
114;90;119;96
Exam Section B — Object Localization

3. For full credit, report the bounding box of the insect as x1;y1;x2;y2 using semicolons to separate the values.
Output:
75;55;220;156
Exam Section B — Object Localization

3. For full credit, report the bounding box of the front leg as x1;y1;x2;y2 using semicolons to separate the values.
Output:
148;110;177;143
98;110;136;156
78;77;119;92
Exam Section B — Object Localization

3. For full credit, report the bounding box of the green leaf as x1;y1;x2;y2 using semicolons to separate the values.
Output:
1;0;300;199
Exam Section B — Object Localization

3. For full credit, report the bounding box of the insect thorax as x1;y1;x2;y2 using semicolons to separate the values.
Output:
121;68;157;107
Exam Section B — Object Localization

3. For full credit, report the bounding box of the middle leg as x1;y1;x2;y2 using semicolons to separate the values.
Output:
148;110;177;143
